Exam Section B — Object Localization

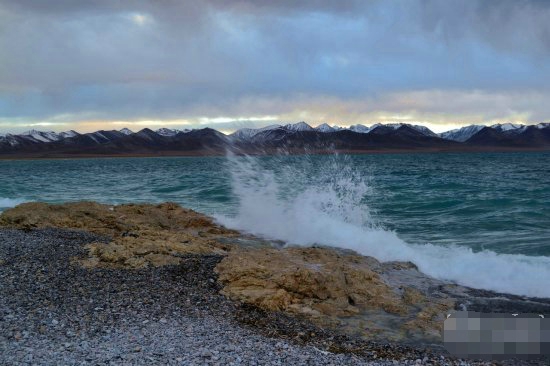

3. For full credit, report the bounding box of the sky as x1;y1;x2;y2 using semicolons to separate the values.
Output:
1;0;550;134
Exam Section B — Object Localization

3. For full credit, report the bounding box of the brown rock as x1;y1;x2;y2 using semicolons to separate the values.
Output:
216;247;407;318
402;287;425;305
0;201;238;268
216;246;456;343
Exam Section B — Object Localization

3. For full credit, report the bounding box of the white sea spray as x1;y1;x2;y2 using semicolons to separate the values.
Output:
217;153;550;298
0;197;27;210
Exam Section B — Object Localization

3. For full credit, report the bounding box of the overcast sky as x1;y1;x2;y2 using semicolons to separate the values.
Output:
1;0;550;133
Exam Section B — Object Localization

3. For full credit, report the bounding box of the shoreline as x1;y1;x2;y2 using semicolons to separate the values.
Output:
0;227;497;366
0;227;451;365
1;202;549;365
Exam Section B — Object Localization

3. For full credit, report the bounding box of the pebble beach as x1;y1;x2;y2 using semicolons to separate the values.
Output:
2;227;544;366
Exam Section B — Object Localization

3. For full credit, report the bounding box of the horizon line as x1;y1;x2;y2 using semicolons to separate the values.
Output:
2;121;550;137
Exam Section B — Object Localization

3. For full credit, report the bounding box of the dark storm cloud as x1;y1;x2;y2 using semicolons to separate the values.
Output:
1;0;550;131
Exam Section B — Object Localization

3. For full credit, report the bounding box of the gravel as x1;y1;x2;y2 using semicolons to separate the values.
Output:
0;228;540;365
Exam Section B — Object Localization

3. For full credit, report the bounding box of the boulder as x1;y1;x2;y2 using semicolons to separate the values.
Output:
215;246;455;342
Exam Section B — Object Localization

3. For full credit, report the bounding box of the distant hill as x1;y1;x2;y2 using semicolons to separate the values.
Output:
1;122;549;158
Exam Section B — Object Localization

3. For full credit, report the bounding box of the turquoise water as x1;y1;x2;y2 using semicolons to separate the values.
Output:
1;152;548;255
1;152;550;296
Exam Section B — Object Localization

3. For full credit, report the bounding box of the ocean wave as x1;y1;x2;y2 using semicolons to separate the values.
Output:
0;197;28;209
217;154;550;298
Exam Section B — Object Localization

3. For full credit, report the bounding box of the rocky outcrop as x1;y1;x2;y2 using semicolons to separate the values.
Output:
0;202;237;268
216;247;406;316
215;246;456;343
6;201;547;346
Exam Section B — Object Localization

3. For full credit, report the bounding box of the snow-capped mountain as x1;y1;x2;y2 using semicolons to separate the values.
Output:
283;122;314;132
379;123;438;137
19;129;84;142
408;125;438;137
348;124;373;133
315;123;337;132
20;130;62;143
59;130;79;139
229;125;282;141
119;128;134;135
490;123;526;133
230;122;317;143
440;122;550;143
1;122;550;157
440;125;485;142
345;123;437;137
0;134;21;146
155;128;190;137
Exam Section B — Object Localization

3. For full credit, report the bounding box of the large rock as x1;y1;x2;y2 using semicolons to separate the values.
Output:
215;246;455;342
0;201;237;268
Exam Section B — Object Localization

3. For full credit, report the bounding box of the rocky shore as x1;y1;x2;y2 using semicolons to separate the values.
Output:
1;202;549;365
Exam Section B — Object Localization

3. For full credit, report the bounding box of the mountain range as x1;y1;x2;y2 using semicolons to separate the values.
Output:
1;122;549;158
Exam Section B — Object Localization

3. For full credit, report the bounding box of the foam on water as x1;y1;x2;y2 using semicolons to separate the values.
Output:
217;154;550;298
0;197;27;210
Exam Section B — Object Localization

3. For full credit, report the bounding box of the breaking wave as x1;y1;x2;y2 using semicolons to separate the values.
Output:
0;197;27;210
217;154;550;298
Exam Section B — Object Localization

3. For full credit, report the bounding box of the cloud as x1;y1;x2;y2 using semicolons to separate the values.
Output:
1;0;550;132
2;90;548;134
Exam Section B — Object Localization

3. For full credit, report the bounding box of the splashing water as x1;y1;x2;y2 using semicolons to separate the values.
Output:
217;154;550;298
0;197;28;210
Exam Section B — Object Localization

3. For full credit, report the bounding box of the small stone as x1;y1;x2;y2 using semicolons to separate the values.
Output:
159;318;167;324
51;319;59;325
133;346;142;352
200;349;212;358
14;331;22;341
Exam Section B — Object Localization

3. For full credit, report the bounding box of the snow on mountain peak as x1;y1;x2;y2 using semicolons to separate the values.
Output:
491;123;524;131
347;123;436;136
315;123;336;132
229;128;258;140
59;130;79;138
156;128;190;136
284;122;314;132
440;125;484;142
119;128;133;135
348;124;372;133
20;130;61;142
230;124;282;141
